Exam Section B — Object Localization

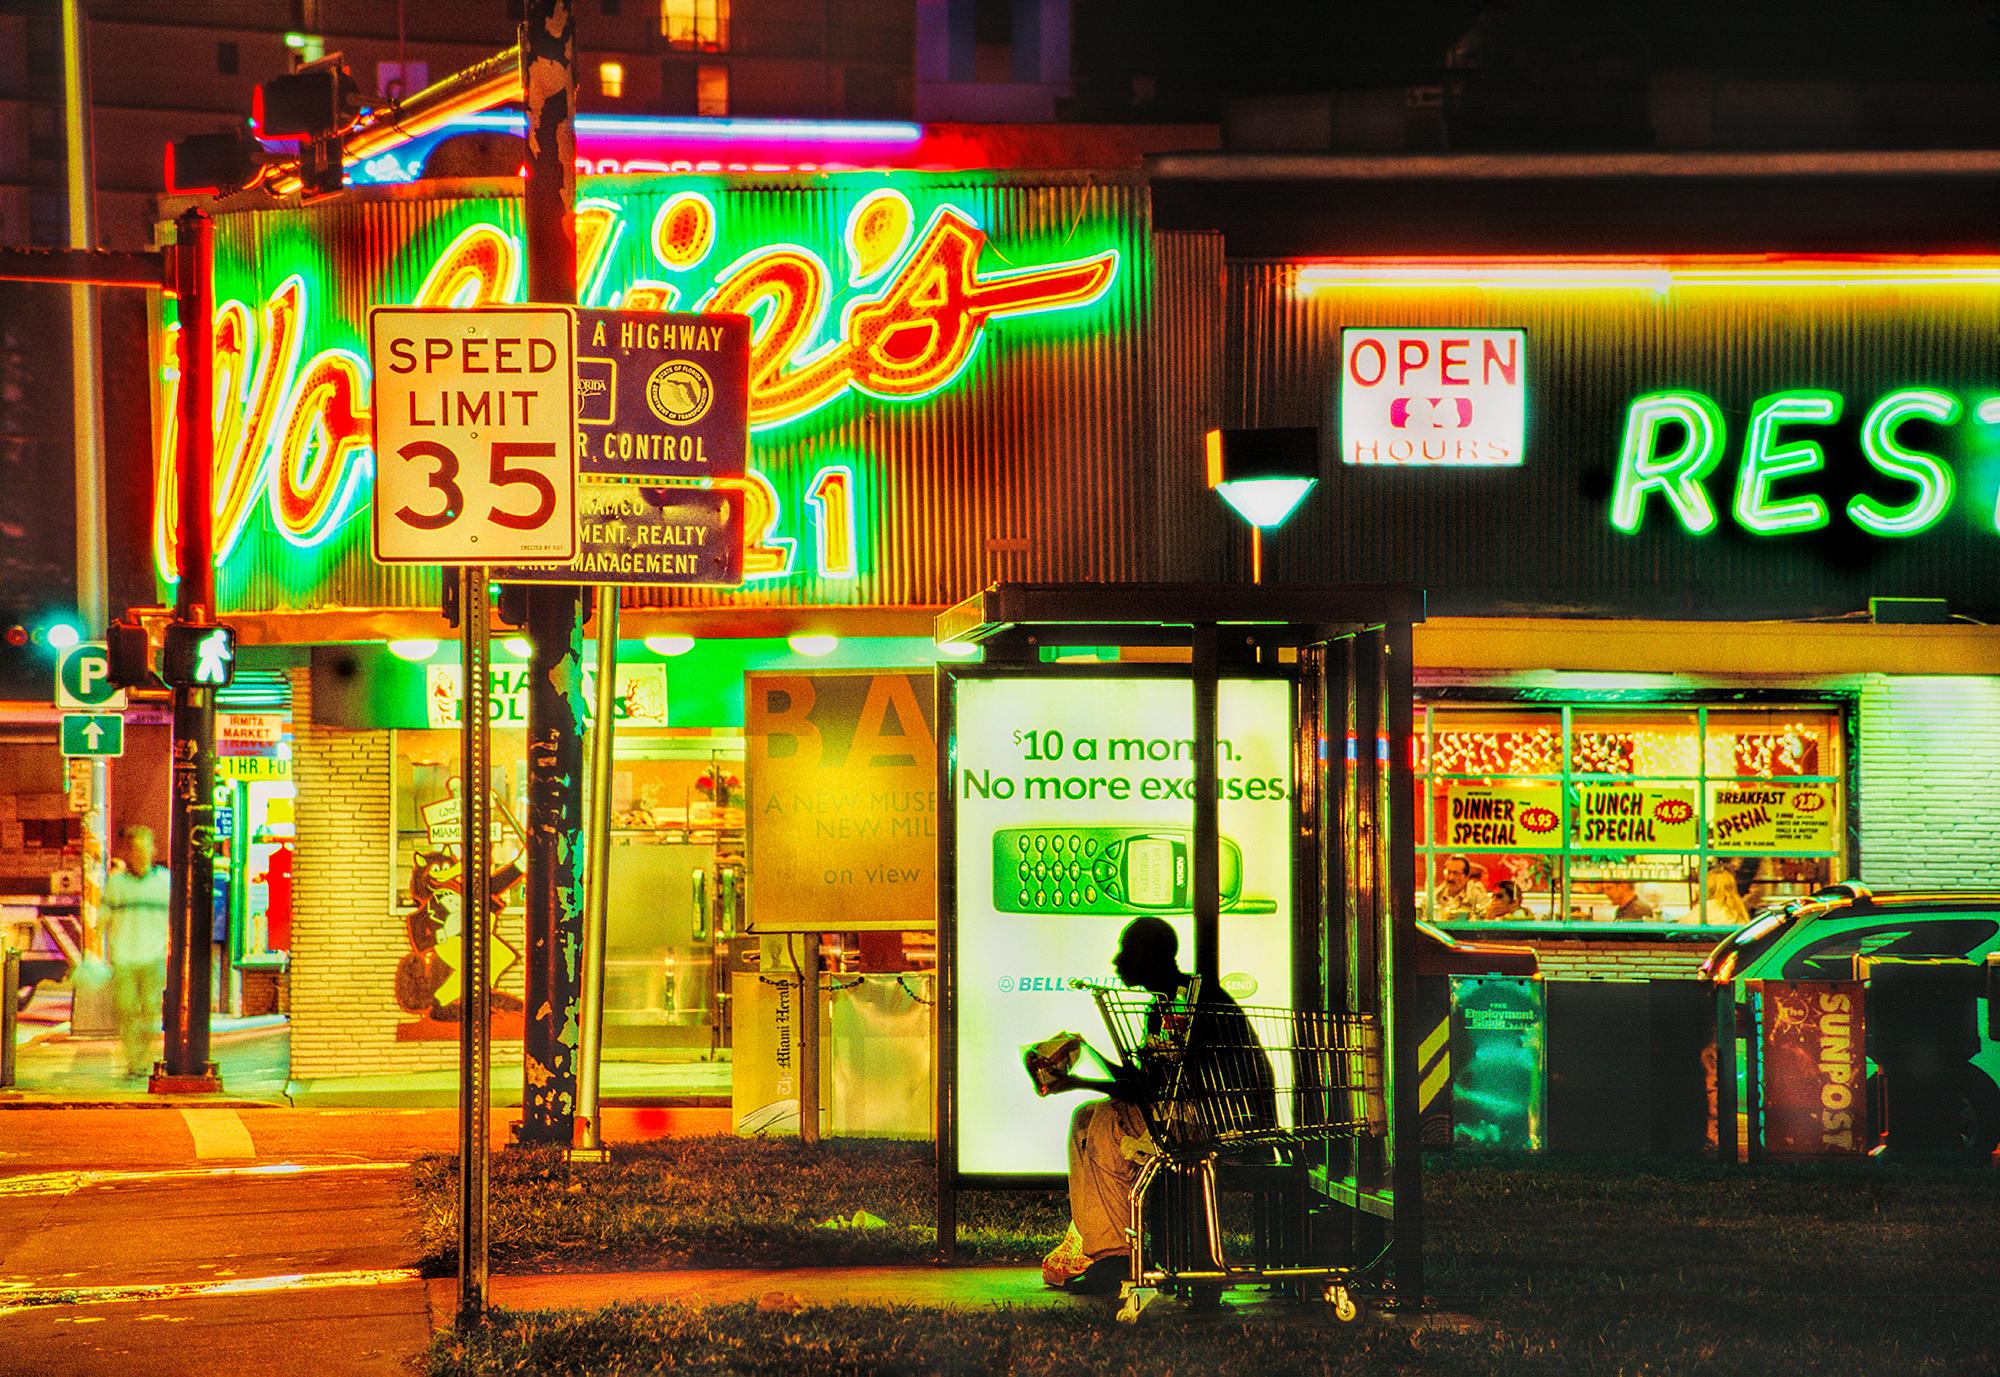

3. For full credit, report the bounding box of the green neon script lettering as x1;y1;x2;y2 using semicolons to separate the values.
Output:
1610;392;1725;534
1848;388;1959;537
1734;390;1839;535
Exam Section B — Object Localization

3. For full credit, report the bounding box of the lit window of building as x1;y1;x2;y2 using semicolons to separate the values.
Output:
599;61;625;98
696;63;728;117
661;0;728;52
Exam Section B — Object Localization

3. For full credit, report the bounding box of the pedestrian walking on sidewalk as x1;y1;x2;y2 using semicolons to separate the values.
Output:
103;824;170;1078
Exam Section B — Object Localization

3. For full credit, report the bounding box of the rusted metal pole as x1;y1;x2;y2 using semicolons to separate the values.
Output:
517;0;586;1146
157;207;219;1092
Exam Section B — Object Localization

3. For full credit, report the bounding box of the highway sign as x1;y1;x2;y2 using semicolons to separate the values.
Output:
498;483;744;586
60;713;124;758
369;307;580;565
55;641;126;711
575;309;750;481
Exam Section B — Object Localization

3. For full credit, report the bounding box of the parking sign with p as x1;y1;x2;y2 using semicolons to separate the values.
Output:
55;641;126;711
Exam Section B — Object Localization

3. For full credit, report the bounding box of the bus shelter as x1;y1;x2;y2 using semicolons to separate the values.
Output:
933;582;1428;1304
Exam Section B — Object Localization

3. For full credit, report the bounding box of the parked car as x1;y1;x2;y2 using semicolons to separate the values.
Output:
1701;882;2000;1155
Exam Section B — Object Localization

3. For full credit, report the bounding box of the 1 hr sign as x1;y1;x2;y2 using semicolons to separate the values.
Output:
369;307;580;564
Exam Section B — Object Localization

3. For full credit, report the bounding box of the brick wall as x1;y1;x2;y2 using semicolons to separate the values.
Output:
1529;940;1711;983
1858;676;2000;887
288;666;526;1079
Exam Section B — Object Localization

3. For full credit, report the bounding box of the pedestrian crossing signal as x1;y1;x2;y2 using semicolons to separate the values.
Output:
162;623;237;688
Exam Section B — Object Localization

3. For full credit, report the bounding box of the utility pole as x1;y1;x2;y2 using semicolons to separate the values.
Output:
157;207;220;1093
61;0;113;982
517;0;585;1145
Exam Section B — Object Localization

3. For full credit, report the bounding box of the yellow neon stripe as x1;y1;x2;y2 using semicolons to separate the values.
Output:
1296;257;2000;293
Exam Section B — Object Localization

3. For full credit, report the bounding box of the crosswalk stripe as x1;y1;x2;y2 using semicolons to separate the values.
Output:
178;1108;256;1160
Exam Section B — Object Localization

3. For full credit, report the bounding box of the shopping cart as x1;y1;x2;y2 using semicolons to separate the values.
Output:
1082;981;1387;1322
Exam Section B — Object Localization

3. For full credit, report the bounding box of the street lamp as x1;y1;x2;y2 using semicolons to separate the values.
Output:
1205;427;1320;583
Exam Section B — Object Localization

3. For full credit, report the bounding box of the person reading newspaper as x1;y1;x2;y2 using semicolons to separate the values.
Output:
1028;915;1277;1295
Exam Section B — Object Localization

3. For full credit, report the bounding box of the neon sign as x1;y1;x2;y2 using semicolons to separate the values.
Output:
1611;386;2000;539
154;185;1123;589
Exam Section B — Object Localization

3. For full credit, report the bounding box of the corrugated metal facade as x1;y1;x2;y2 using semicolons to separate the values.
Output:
1224;262;2000;619
199;172;1206;617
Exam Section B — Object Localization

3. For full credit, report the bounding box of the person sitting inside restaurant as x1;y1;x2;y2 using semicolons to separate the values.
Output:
1482;879;1531;920
1034;915;1276;1296
1601;879;1655;921
1432;854;1490;919
1705;863;1751;925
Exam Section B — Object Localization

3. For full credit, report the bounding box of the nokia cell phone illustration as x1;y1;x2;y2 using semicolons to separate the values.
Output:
992;827;1274;915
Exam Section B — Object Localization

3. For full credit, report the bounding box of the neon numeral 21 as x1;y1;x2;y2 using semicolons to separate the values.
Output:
724;464;858;581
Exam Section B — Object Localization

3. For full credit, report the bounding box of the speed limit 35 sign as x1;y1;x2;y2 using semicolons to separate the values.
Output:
369;307;580;564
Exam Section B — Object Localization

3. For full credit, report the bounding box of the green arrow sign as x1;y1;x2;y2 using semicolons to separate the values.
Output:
60;713;124;758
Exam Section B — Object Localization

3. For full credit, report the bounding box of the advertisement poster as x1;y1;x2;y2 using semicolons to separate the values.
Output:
952;674;1295;1179
1449;975;1546;1151
747;671;936;932
1759;980;1868;1159
1571;784;1699;851
1710;784;1839;853
1440;783;1563;850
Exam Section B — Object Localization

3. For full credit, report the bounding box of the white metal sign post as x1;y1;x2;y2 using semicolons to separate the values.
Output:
369;304;579;1325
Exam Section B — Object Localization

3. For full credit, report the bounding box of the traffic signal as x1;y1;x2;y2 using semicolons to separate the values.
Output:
255;58;360;199
253;62;358;138
161;623;237;689
107;617;162;691
165;125;275;195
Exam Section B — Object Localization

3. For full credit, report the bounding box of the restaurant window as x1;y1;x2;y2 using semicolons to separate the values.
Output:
661;0;728;52
393;714;744;1074
1419;701;1844;927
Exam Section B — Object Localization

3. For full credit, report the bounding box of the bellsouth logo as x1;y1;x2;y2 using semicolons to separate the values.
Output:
999;975;1074;993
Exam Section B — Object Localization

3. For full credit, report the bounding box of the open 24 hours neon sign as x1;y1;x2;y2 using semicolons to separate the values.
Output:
153;185;1120;586
1612;387;2000;539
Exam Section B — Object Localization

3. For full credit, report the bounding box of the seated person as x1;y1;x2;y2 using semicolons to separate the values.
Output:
1035;915;1276;1296
1601;879;1655;921
1482;879;1531;920
1431;854;1490;919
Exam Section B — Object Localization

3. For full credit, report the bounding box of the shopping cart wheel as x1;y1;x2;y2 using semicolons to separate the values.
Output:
1323;1282;1361;1323
1116;1283;1156;1324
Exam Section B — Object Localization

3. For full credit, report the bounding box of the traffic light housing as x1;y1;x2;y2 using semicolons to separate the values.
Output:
165;125;274;195
107;618;162;690
253;62;359;139
161;623;238;689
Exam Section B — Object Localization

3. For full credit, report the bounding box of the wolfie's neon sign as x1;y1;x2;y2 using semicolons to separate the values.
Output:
154;185;1121;584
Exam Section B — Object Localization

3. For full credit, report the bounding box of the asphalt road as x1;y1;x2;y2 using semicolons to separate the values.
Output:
0;1108;440;1377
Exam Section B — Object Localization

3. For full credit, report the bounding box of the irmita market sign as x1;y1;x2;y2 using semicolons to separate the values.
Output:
1611;386;2000;540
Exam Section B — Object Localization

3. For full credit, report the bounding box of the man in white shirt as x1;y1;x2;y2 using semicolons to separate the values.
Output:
102;825;170;1078
1432;854;1490;920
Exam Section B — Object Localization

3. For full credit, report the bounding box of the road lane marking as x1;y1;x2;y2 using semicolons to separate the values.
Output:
178;1108;257;1160
0;1267;422;1318
0;1161;409;1197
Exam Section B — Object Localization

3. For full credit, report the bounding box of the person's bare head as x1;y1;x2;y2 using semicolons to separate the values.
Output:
1113;915;1183;997
116;825;156;876
1603;879;1636;905
1441;855;1475;895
